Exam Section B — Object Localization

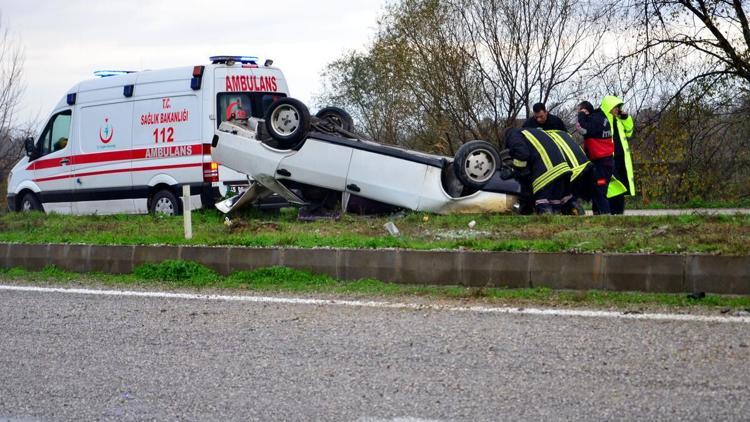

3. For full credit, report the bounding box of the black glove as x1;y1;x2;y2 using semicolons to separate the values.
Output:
499;166;515;180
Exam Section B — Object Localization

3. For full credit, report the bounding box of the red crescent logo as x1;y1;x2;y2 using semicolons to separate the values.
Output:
99;118;114;144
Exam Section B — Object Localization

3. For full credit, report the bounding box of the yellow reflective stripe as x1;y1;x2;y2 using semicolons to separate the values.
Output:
622;137;636;196
548;131;580;168
536;162;571;187
570;162;590;181
532;166;569;194
548;131;590;181
522;131;552;170
512;159;527;168
539;162;570;185
532;163;571;193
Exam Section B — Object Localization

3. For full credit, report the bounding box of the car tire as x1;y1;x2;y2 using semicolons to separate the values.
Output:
453;140;501;189
150;189;181;216
20;192;43;213
315;107;354;132
264;97;311;149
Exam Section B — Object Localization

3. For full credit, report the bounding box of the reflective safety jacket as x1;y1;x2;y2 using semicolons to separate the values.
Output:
600;95;635;196
545;130;591;182
505;128;572;194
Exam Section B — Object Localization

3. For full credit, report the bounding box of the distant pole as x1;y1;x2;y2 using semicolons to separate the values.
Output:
183;185;193;240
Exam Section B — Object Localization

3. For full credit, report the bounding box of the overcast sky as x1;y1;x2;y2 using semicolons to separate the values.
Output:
2;0;387;126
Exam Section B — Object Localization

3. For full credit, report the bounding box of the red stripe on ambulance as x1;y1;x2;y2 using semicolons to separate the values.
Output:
27;144;208;171
34;163;203;183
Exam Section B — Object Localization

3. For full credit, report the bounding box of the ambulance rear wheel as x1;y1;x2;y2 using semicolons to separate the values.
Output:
264;98;311;149
20;192;43;213
454;140;501;189
150;189;181;216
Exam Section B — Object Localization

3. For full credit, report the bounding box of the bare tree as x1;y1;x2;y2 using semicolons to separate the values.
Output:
0;15;26;207
0;126;27;180
318;0;487;152
0;16;24;142
619;0;750;101
377;0;489;152
319;0;611;151
452;0;611;123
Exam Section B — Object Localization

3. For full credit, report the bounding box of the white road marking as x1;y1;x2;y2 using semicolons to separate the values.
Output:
0;284;748;324
356;418;444;422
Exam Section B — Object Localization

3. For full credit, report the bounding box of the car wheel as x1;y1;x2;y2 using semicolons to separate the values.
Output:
20;192;43;213
150;189;181;216
453;140;501;189
264;97;311;149
315;107;354;132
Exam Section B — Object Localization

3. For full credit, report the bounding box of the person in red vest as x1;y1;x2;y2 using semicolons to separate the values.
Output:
576;101;614;215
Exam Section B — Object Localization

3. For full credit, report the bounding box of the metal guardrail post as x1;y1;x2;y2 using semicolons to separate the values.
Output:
183;185;193;240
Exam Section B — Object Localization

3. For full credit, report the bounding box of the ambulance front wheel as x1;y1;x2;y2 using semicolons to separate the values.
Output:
264;97;311;149
150;189;181;216
20;192;43;213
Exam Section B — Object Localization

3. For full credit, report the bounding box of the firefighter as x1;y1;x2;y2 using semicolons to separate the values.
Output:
504;127;573;214
600;95;635;214
522;103;568;132
545;129;591;215
576;101;614;215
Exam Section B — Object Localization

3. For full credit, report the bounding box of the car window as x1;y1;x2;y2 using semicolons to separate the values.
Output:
37;110;72;157
216;92;287;127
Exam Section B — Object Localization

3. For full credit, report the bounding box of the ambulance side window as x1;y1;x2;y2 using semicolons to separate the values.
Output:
215;93;287;127
37;110;72;158
217;93;253;127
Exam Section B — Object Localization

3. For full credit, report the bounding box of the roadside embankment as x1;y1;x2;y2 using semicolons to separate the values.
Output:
1;243;748;295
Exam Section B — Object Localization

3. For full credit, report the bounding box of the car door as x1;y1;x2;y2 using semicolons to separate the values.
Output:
30;110;75;214
276;138;353;191
345;148;428;210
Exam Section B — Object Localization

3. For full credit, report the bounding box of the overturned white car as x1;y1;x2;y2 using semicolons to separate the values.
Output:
211;98;524;215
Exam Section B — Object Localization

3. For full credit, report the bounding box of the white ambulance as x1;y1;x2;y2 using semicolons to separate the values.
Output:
6;56;289;215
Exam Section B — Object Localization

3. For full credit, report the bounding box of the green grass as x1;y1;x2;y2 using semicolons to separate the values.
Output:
627;197;750;210
0;209;749;255
1;262;749;311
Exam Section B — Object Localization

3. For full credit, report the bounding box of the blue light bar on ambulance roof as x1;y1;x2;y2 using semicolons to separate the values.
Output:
209;56;258;65
94;70;135;78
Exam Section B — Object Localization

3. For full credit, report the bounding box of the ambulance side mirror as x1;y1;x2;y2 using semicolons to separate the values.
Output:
24;137;36;158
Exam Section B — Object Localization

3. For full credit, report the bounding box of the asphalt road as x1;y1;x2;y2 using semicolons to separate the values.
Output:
1;285;749;421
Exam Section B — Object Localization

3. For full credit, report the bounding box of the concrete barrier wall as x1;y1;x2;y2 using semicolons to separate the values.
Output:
0;243;748;295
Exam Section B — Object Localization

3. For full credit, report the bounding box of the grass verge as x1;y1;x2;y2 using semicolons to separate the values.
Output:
627;197;750;210
1;209;749;255
1;261;749;311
